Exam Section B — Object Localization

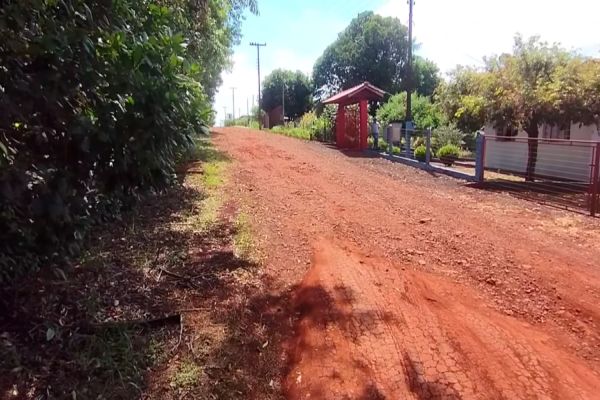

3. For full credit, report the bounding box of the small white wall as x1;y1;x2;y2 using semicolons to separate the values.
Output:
484;123;599;182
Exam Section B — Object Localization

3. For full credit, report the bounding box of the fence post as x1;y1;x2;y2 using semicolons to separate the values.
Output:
387;125;393;155
405;121;414;158
425;128;432;166
591;142;600;217
475;131;486;183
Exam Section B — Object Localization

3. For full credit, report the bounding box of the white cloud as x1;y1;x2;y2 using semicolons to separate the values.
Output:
377;0;600;73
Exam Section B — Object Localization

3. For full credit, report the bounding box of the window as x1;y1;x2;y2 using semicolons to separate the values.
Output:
542;124;571;140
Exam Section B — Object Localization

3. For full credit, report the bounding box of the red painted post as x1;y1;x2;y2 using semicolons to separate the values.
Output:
359;100;368;150
336;105;346;148
591;142;600;217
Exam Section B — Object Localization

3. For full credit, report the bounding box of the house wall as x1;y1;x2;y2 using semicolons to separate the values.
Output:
484;123;599;182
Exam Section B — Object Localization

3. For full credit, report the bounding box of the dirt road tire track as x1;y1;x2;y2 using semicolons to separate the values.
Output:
214;127;600;399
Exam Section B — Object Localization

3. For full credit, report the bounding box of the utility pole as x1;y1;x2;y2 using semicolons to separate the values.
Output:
222;106;227;126
246;98;250;126
282;83;285;124
250;42;266;129
230;87;236;121
405;0;414;124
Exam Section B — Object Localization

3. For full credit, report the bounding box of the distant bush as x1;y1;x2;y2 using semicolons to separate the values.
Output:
462;131;477;151
299;111;318;129
432;125;464;151
414;145;427;162
378;139;389;152
437;144;461;166
271;125;311;140
292;111;333;142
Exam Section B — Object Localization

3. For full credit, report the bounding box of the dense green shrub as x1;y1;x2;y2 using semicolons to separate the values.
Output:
414;145;427;162
376;92;445;129
432;125;464;151
0;0;256;282
437;144;461;166
462;131;477;151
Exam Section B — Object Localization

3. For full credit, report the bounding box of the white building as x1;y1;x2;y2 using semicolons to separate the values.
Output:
484;123;600;182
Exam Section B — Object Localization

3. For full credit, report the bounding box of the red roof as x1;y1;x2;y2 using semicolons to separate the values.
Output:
323;82;386;105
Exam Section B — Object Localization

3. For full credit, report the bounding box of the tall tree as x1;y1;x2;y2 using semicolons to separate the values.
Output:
483;35;572;180
261;69;312;119
313;11;410;95
413;57;440;97
436;66;488;133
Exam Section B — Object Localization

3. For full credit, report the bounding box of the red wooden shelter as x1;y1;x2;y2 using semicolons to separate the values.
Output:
323;82;385;150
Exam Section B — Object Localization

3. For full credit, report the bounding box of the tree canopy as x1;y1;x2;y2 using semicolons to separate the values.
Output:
313;12;404;95
312;12;440;98
435;66;488;133
376;93;445;129
261;69;312;119
437;35;600;179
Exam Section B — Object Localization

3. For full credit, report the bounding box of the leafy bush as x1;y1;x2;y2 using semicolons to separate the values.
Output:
378;139;389;152
0;0;256;282
414;145;427;162
462;131;477;151
299;111;318;129
376;92;445;129
293;111;333;142
437;144;461;166
432;125;464;151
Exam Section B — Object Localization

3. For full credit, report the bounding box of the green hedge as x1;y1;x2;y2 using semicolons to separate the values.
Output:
0;0;256;283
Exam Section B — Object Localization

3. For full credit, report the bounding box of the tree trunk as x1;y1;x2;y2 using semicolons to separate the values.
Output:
525;121;539;182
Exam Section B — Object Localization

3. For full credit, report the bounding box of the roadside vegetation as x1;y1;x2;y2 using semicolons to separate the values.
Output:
0;136;281;399
0;0;258;283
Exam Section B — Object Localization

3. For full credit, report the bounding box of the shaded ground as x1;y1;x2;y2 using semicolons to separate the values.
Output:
0;139;284;400
213;127;600;399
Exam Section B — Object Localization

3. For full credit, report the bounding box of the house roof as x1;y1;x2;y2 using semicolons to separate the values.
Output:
322;82;386;105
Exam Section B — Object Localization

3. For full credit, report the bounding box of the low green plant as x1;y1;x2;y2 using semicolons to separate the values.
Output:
437;144;461;166
378;139;389;152
414;145;427;162
271;125;311;140
171;359;202;389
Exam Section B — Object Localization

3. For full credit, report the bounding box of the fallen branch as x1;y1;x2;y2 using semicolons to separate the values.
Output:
157;267;201;289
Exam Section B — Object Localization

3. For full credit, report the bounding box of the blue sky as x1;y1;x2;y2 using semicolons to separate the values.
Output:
214;0;600;125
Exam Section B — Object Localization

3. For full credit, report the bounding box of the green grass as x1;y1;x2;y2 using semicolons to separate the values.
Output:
202;162;224;188
170;359;202;389
233;212;256;262
270;125;311;140
180;138;230;232
71;328;151;398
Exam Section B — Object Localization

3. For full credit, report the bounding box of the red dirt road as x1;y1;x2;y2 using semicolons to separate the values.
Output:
213;127;600;399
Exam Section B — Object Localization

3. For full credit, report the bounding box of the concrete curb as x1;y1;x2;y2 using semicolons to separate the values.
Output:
365;150;476;182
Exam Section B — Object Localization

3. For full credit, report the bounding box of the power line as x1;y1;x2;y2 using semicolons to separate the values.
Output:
250;42;266;129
